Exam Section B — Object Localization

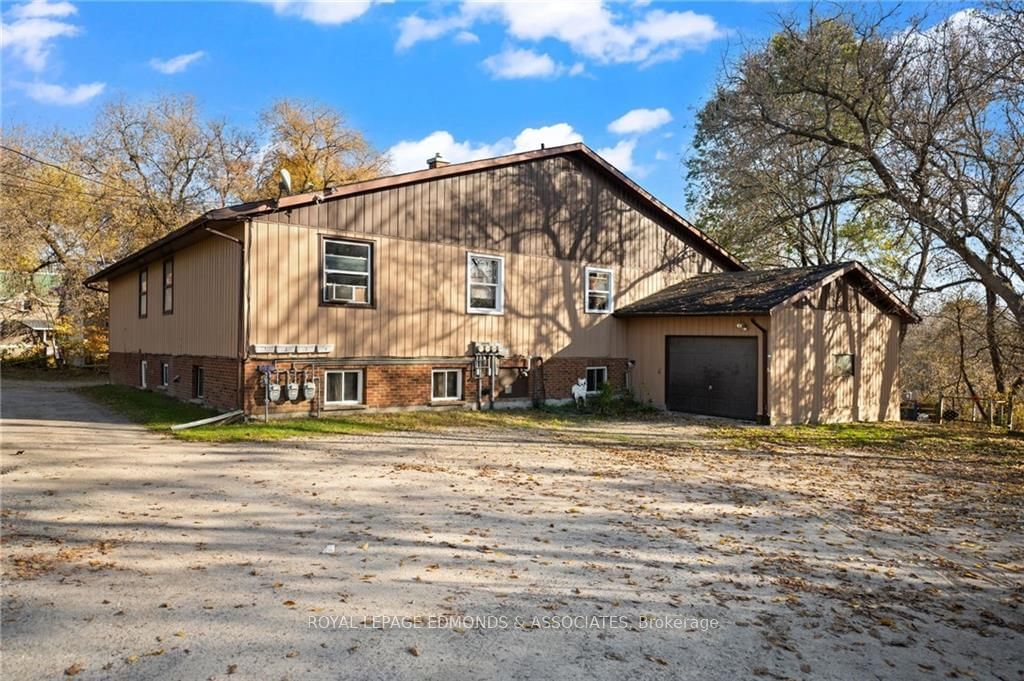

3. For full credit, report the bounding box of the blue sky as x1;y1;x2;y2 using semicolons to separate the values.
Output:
0;0;960;212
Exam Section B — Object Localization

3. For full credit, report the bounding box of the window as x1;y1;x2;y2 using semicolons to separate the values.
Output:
432;369;462;401
586;366;608;393
162;258;174;314
322;238;372;305
193;366;204;398
585;267;614;313
140;360;148;388
324;370;363;404
467;253;504;314
834;354;855;377
138;268;148;318
160;362;169;387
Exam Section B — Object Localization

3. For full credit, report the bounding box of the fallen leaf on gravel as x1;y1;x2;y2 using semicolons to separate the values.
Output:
227;664;238;674
64;663;84;676
285;651;299;658
282;600;296;607
409;646;420;657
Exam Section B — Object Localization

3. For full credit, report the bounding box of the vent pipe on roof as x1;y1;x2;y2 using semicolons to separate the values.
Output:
426;153;449;169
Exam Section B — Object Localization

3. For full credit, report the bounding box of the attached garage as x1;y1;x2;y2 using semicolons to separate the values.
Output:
665;336;758;420
619;262;919;424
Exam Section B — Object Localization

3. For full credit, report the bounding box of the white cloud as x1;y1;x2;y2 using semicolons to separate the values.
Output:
654;149;670;161
387;123;583;173
596;138;637;173
454;30;479;44
264;0;372;25
512;123;582;152
397;2;725;65
608;107;673;135
18;80;104;105
397;12;469;49
1;0;80;71
483;48;558;79
149;50;205;75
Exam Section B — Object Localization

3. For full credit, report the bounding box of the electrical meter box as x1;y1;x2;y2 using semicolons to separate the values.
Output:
303;382;316;400
286;382;299;401
268;383;282;402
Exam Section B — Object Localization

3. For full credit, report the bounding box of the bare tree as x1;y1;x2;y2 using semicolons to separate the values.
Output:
693;4;1024;337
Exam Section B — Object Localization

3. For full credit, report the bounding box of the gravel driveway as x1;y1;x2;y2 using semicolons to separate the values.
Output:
2;380;1021;680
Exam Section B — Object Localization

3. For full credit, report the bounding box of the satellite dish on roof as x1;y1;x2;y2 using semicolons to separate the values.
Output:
278;169;292;197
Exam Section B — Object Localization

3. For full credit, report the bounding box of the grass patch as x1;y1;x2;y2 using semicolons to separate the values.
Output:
77;384;662;442
3;365;107;381
715;421;1024;459
77;385;220;431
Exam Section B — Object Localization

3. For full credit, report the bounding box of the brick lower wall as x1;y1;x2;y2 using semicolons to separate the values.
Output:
531;357;630;402
109;352;630;417
109;352;240;412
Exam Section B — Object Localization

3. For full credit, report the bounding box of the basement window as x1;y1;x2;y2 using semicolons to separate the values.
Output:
193;366;205;398
585;267;614;313
323;238;372;305
432;369;462;401
138;268;148;318
467;252;504;314
162;258;174;314
160;362;169;387
834;354;855;377
586;366;608;394
140;360;148;388
324;370;363;405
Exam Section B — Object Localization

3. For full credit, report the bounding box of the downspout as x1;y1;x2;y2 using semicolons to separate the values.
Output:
750;317;770;425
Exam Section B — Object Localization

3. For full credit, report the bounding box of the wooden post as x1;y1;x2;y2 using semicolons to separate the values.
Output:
990;399;996;428
938;395;945;424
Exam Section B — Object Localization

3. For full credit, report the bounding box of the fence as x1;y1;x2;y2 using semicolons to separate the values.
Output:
936;394;1016;430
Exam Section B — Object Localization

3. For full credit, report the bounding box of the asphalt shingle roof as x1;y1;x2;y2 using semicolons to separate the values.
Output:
615;263;857;316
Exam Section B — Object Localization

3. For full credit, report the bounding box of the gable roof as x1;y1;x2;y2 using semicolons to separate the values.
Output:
84;143;744;284
614;261;919;322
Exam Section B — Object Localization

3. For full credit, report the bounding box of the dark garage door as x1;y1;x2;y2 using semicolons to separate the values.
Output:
665;336;758;420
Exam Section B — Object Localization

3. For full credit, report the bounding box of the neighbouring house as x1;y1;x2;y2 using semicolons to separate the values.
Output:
83;144;917;423
0;270;60;359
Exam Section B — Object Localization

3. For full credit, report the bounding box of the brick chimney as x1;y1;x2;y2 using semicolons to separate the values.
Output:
426;153;450;169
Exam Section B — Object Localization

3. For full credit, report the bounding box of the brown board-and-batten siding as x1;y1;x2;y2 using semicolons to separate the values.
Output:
107;225;241;357
247;154;723;360
770;302;902;425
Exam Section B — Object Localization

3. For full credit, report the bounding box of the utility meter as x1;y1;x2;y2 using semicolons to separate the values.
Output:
268;382;282;402
303;382;316;400
286;382;299;401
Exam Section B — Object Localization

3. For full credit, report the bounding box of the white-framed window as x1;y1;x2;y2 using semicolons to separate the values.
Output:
140;360;148;388
322;238;372;305
467;252;504;314
324;369;363;404
160;362;169;387
585;267;614;313
586;366;608;394
193;366;205;398
432;368;462;401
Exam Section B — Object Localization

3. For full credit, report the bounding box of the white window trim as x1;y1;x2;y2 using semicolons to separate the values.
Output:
584;266;614;314
431;368;463;401
160;362;169;387
140;360;148;388
466;252;505;315
194;367;205;398
585;365;608;394
322;238;372;305
323;369;364;405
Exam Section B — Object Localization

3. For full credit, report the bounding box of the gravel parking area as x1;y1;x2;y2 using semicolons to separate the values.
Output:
2;380;1022;680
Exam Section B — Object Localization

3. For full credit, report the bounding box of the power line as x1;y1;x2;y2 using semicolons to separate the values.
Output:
0;144;137;197
0;180;129;205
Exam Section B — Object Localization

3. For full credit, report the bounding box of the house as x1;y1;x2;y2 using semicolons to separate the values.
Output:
83;144;917;424
1;270;60;358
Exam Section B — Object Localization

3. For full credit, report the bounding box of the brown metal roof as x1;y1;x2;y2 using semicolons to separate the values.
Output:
84;143;744;284
615;262;919;322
